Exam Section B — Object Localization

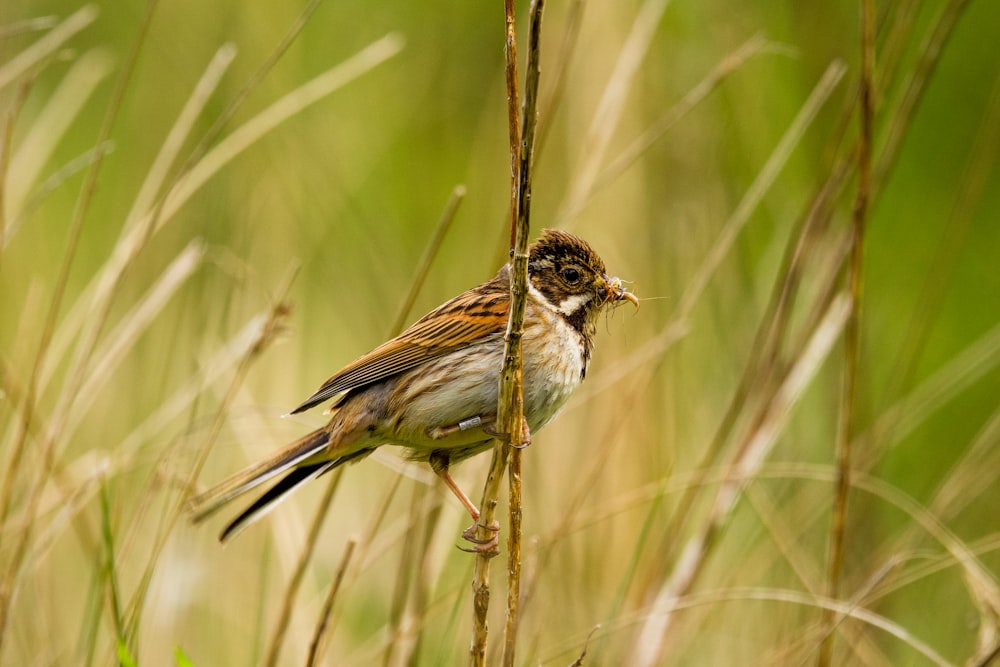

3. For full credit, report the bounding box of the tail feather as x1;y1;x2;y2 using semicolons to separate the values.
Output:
217;447;374;542
218;461;334;542
189;427;330;524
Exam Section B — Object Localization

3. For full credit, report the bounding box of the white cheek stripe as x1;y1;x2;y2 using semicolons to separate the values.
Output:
528;283;592;318
555;292;591;317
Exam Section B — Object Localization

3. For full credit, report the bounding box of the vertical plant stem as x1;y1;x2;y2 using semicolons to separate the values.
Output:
820;0;874;663
470;0;535;662
305;537;357;667
502;3;544;666
99;482;125;649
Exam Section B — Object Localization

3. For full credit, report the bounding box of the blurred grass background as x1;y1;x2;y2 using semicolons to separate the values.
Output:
2;0;999;665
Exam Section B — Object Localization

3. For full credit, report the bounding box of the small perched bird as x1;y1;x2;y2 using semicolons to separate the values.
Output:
190;229;637;549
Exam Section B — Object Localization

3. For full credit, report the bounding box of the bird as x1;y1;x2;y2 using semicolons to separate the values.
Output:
189;229;637;549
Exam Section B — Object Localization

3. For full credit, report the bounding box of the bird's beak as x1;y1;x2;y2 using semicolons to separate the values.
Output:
602;274;640;310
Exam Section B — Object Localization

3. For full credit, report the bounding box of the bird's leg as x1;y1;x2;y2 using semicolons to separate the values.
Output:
426;414;490;440
428;451;499;555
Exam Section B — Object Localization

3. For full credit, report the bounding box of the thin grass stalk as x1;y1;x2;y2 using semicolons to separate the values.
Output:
571;66;849;616
4;142;114;246
306;538;357;667
874;71;1000;453
390;185;466;335
38;1;320;391
384;480;426;667
692;322;1000;663
0;5;98;91
571;60;847;406
873;0;970;194
81;546;105;667
65;241;206;439
124;279;295;650
534;0;584;158
861;321;1000;465
39;4;305;402
0;83;17;253
3;313;280;593
263;470;343;667
746;464;1000;637
524;52;845;664
656;145;852;572
299;186;463;666
7;49;113;222
502;6;544;665
18;241;205;572
0;16;59;39
595;33;775;195
628;294;852;666
511;38;808;635
407;499;444;665
98;482;125;651
538;577;952;667
470;0;530;661
557;0;672;225
819;0;875;663
40;33;403;397
0;2;157;652
185;0;325;174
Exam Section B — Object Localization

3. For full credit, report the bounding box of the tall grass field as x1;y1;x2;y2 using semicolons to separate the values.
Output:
1;0;999;665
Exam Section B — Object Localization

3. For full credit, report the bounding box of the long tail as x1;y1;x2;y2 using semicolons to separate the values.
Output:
189;427;335;542
217;461;335;542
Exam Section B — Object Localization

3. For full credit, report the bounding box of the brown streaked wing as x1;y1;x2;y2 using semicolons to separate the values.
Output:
290;275;509;414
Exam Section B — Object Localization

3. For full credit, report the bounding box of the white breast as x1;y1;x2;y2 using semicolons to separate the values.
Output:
521;285;588;431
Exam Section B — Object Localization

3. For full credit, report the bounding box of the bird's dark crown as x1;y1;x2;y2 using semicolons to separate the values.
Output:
528;229;607;279
526;229;612;335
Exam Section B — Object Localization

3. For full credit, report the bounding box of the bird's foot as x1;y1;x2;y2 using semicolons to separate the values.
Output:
483;417;531;449
458;519;500;557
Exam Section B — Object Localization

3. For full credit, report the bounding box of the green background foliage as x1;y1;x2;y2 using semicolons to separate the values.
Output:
1;0;998;664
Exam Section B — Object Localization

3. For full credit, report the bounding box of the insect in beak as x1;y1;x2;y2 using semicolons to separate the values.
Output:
603;275;639;310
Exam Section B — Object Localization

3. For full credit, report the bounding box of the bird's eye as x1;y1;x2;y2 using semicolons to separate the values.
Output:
561;267;580;283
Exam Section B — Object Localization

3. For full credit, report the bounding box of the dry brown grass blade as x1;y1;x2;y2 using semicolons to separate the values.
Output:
743;462;1000;664
5;48;112;224
820;0;875;663
0;5;98;91
120;272;295;646
573;60;847;406
5;46;233;583
538;581;952;666
627;293;851;666
263;469;343;667
557;0;672;225
873;0;971;195
390;185;466;335
866;69;1000;466
306;537;357;667
40;35;401;395
0;2;158;651
593;33;780;195
61;241;207;441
